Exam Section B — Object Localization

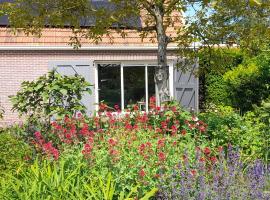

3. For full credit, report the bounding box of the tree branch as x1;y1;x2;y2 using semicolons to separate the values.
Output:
165;0;180;15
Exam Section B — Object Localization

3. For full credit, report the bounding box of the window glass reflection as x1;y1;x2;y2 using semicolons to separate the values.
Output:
98;64;121;108
124;66;145;110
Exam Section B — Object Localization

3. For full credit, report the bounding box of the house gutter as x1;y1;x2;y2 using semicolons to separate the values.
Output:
0;46;183;51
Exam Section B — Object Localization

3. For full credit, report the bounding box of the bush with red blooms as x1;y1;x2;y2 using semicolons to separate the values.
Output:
29;100;221;195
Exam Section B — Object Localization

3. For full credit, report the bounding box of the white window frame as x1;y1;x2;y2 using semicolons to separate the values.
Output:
94;60;174;112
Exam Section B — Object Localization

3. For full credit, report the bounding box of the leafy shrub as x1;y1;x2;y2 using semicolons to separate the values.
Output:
244;97;270;163
0;127;32;174
204;73;231;106
10;70;92;125
200;104;269;163
26;101;215;197
157;148;270;200
224;52;270;112
0;151;157;200
199;105;242;146
199;48;244;107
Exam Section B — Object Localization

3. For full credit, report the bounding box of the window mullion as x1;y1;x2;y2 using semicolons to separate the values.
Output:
145;64;149;113
121;63;124;110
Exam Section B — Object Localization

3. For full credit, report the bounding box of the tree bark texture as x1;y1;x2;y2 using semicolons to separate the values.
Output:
153;5;170;104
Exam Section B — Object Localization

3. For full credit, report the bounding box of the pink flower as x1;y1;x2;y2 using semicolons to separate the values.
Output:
34;131;41;138
133;105;139;111
139;143;146;154
65;133;71;139
114;104;119;110
52;148;59;160
210;156;218;164
146;142;152;147
51;122;57;127
203;147;211;155
198;125;206;132
181;129;187;136
108;138;117;146
99;102;108;111
158;152;166;162
190;169;197;176
109;149;118;156
161;121;168;129
157;138;165;149
218;146;223;152
155;128;163;134
125;123;133;130
139;169;146;177
199;157;205;162
171;106;177;112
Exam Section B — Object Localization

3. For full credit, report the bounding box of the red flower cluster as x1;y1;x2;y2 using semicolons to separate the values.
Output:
99;102;108;111
34;131;59;160
158;152;166;162
157;138;166;149
149;96;156;110
108;138;117;146
139;169;146;177
196;147;219;165
82;137;94;158
138;142;153;160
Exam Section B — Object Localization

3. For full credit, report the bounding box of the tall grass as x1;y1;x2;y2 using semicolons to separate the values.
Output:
0;150;156;200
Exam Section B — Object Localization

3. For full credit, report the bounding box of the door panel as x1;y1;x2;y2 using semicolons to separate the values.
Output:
49;61;95;116
174;59;199;112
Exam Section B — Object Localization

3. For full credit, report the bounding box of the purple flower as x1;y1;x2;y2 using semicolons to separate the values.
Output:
157;148;270;199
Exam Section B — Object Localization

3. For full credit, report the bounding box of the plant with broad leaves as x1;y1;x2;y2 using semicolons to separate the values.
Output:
10;70;92;125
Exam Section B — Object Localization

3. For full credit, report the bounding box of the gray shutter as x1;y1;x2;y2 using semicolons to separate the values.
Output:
174;59;199;112
49;61;95;116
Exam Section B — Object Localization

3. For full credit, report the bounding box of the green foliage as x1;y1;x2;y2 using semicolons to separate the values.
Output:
199;48;244;74
204;73;230;106
30;102;212;197
0;152;157;200
0;128;32;174
200;104;269;163
10;70;92;124
224;52;270;112
199;48;244;106
190;0;270;55
245;97;270;163
199;105;242;146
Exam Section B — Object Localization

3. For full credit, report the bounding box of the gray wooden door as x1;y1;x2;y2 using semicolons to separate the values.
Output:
174;59;199;112
49;61;95;116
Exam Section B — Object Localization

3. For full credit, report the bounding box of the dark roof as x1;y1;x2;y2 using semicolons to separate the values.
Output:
0;0;141;28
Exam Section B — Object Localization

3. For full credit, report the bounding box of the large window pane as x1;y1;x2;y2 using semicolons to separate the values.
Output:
98;64;121;108
124;66;145;109
148;66;156;108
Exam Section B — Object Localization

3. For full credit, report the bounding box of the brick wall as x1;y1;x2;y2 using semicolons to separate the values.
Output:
0;50;177;126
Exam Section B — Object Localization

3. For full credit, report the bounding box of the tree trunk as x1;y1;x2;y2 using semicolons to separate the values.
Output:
153;5;170;105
